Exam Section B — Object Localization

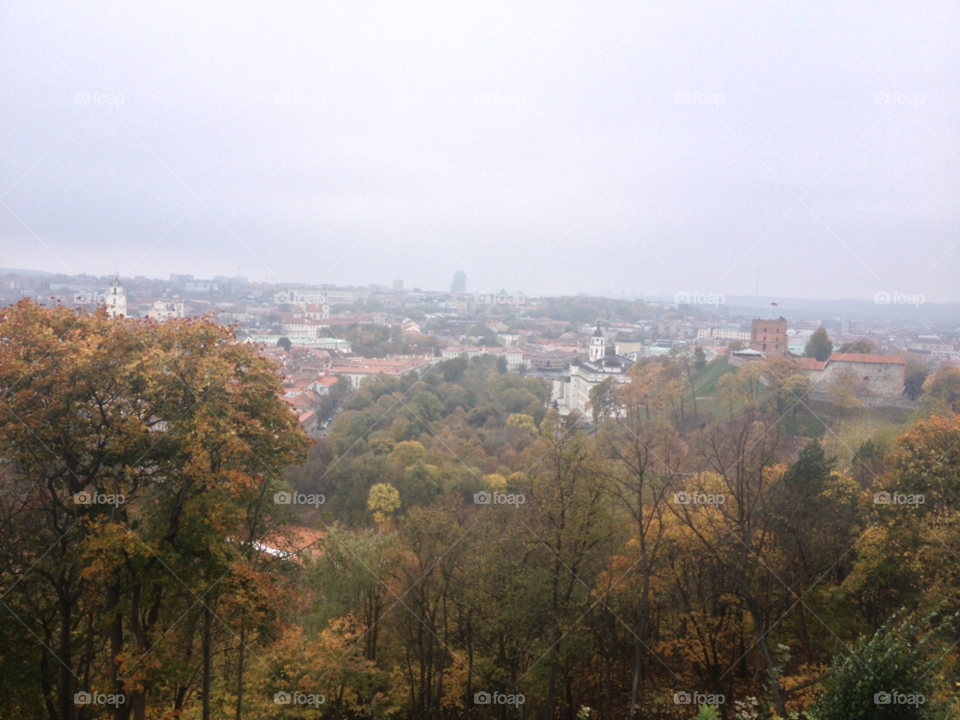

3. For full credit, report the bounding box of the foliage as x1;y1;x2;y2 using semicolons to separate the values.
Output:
813;609;954;720
803;327;833;361
836;338;880;355
920;366;960;415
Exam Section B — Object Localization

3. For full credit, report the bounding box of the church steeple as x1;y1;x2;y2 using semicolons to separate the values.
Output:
106;275;126;319
589;320;605;362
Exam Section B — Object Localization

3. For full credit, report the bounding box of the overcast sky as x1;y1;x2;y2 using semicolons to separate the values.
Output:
1;2;958;300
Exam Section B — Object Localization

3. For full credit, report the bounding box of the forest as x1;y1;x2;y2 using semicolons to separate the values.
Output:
1;301;958;720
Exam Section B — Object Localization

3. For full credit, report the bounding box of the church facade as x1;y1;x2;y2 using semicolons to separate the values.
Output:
553;322;635;416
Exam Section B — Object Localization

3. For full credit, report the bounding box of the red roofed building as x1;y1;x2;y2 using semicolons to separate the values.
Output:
800;353;906;397
256;526;326;563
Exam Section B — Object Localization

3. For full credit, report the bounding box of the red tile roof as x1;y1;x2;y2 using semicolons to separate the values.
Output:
829;353;905;365
795;358;827;371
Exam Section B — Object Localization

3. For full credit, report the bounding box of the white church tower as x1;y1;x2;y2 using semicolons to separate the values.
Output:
105;277;127;319
589;320;606;363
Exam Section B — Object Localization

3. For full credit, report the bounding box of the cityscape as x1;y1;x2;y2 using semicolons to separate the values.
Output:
2;2;959;720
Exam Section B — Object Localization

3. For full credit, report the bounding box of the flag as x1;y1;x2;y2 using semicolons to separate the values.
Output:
770;301;779;306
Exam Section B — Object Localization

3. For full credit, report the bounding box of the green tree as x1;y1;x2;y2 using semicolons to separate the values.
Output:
815;609;954;720
277;335;292;351
803;326;833;361
837;338;880;355
903;362;929;401
693;345;707;371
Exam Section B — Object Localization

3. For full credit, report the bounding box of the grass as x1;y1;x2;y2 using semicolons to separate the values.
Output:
686;357;917;448
689;355;738;399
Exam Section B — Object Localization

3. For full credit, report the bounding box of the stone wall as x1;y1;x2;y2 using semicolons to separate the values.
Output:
811;360;905;397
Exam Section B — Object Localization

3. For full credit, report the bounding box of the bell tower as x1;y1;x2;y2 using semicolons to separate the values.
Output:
589;320;605;362
106;276;126;319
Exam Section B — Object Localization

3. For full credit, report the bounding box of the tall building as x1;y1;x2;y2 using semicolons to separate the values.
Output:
750;318;789;357
105;277;126;319
451;271;466;293
393;279;404;291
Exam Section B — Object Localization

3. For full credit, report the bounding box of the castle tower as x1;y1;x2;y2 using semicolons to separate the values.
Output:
589;320;606;362
106;277;126;319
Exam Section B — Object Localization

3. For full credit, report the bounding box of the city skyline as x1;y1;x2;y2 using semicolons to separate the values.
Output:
1;2;958;301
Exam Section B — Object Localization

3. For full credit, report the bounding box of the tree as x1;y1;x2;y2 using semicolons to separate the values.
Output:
368;483;401;525
903;362;929;401
588;378;619;423
277;335;292;351
761;356;812;415
716;361;764;412
830;370;861;424
920;365;960;415
693;345;707;371
836;338;879;355
803;327;833;361
0;300;310;720
814;609;954;720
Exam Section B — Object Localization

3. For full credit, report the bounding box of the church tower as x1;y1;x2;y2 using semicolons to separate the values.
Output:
589;320;606;363
106;277;126;319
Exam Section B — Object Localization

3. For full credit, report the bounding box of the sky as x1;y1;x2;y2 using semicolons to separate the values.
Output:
1;2;958;301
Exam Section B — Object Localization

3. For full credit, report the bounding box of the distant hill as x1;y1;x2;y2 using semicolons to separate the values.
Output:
0;268;55;277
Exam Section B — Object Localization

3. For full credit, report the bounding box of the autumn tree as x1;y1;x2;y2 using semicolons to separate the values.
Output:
0;300;310;720
920;365;960;416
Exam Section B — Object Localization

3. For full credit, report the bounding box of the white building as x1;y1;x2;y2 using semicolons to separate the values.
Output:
554;322;635;415
148;291;185;321
105;278;127;319
696;327;750;342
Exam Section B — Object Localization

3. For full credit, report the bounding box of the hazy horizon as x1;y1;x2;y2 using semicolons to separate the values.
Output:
2;2;958;301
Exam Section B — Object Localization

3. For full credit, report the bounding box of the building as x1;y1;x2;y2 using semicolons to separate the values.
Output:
147;291;185;321
329;356;439;391
393;279;404;291
451;271;466;293
795;353;906;398
105;278;127;319
554;322;635;415
696;327;751;343
441;346;525;371
750;318;789;357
